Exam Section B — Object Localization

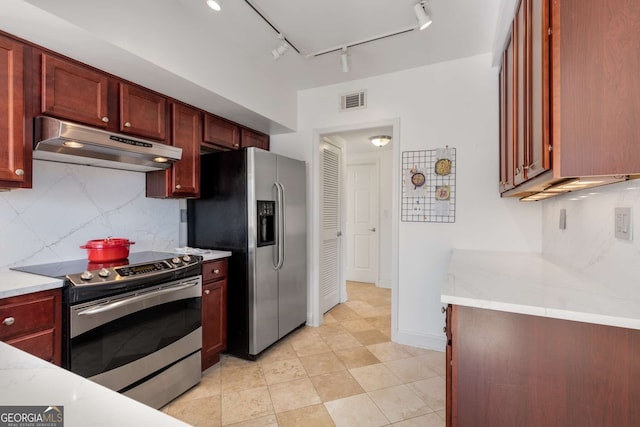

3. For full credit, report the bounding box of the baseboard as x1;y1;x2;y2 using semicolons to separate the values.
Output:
393;328;446;352
377;278;392;289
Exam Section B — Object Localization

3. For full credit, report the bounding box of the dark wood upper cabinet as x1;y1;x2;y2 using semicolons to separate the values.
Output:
551;0;640;178
119;83;167;140
499;0;551;195
146;102;200;198
500;0;640;197
240;128;269;150
41;54;110;129
203;114;240;150
0;34;30;189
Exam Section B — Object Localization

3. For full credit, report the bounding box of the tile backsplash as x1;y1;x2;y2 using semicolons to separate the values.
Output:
543;178;640;295
0;160;180;269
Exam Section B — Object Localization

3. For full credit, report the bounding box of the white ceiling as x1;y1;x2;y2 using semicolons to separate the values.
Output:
1;0;505;134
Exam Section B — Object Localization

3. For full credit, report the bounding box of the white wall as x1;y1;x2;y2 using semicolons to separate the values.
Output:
0;161;180;269
347;150;393;288
271;52;542;350
542;179;640;296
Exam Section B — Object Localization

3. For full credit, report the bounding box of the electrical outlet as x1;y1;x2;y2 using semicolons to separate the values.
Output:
615;207;632;241
559;209;566;230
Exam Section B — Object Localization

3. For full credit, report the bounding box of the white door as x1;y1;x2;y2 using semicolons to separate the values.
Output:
346;162;379;284
319;140;342;314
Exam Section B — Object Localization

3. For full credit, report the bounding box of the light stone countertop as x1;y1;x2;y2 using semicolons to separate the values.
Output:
200;250;232;262
0;342;190;426
0;269;63;299
441;249;640;330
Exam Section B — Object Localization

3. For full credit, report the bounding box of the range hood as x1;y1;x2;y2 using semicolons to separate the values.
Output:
33;116;182;172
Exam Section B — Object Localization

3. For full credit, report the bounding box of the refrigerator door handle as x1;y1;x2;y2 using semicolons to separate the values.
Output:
275;181;285;270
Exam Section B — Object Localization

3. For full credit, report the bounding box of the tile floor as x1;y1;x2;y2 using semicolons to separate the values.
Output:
162;281;446;426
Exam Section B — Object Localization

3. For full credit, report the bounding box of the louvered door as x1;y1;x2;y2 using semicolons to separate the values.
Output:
319;140;342;314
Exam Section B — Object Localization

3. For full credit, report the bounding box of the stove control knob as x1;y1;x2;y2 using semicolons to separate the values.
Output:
182;255;192;263
98;268;111;278
172;257;182;265
80;271;94;281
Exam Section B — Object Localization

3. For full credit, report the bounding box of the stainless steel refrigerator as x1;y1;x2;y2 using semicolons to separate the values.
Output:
187;148;306;360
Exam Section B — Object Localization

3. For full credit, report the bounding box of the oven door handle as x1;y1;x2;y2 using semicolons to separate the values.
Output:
76;281;199;316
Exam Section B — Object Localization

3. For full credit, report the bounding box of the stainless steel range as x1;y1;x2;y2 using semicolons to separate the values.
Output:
12;252;203;409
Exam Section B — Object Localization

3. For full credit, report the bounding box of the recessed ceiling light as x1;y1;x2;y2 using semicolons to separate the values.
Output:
205;0;222;12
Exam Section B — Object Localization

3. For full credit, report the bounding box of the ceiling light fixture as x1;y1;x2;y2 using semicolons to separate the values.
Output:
272;33;289;60
340;47;349;73
205;0;223;11
369;135;392;147
414;1;433;30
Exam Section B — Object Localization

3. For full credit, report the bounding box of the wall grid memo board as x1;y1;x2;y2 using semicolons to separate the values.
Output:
401;147;456;223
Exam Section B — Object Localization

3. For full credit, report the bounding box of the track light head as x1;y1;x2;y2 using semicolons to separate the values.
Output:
205;0;223;12
414;1;432;30
272;34;289;60
340;47;350;73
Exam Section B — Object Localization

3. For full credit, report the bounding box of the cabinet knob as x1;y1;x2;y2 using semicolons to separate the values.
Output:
233;143;239;147
124;122;132;128
443;326;447;333
204;289;210;295
15;169;24;176
101;117;109;123
2;317;15;326
213;269;220;274
441;306;446;314
175;184;182;190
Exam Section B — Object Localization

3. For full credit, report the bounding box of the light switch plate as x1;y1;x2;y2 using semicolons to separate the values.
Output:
559;209;566;230
615;207;632;241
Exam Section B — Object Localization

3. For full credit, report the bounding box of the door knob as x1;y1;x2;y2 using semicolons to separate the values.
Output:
369;227;376;232
336;231;342;237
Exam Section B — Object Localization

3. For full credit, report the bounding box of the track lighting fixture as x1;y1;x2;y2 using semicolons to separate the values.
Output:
205;0;223;11
414;1;433;30
369;135;392;147
340;47;349;73
272;34;289;60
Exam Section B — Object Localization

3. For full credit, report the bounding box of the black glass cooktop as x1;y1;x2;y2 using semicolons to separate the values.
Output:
11;251;180;279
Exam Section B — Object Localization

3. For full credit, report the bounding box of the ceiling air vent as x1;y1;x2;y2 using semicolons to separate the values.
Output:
340;90;366;111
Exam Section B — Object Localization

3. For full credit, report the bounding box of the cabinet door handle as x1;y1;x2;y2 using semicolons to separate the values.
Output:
15;169;24;176
124;122;132;128
233;143;239;147
2;317;15;326
441;306;446;314
442;326;447;333
213;269;220;274
204;289;210;295
101;117;109;123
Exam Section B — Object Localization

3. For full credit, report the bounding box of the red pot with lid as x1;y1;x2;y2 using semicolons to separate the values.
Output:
80;237;135;262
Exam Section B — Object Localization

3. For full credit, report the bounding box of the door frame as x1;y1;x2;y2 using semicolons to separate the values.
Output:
308;118;400;343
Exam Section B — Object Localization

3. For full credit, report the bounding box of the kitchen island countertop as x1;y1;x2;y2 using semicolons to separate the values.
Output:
0;342;190;426
441;249;640;330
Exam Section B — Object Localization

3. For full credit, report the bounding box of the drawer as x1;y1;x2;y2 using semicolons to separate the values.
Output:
202;259;227;283
0;293;56;340
7;328;56;362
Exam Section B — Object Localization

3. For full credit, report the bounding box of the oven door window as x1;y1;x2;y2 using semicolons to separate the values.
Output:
70;296;201;378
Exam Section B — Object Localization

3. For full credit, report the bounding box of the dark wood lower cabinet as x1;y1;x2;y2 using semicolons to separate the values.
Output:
449;305;640;427
201;259;228;371
0;289;62;366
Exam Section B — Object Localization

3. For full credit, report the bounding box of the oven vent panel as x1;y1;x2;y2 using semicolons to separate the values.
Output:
340;90;366;111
